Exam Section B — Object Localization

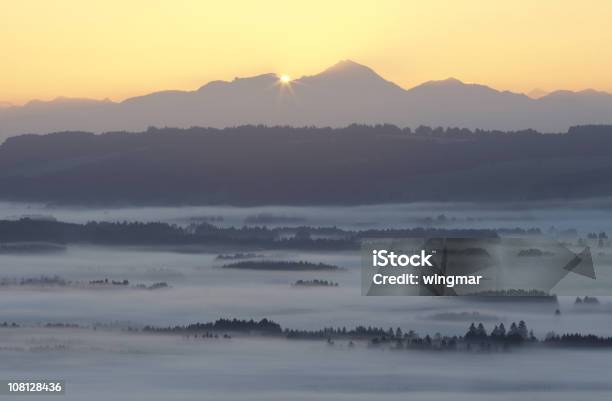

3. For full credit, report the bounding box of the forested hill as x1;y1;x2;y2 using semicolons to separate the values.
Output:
0;218;496;247
0;124;611;205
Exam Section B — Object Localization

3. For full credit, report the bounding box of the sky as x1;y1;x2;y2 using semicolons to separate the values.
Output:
2;0;612;104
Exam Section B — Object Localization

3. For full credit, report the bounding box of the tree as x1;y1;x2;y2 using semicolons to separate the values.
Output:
465;323;478;340
528;330;537;342
476;323;487;338
498;323;506;337
518;321;528;339
415;125;433;135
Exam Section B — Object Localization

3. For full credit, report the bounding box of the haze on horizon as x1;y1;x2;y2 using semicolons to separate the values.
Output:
2;0;612;105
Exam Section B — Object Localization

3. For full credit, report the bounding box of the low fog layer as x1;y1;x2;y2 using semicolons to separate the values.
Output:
1;328;611;401
1;202;612;400
2;199;612;232
1;245;611;334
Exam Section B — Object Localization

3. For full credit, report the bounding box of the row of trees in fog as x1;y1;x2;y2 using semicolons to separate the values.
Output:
0;217;498;248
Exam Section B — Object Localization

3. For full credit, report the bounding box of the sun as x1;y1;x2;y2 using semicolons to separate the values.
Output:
280;74;291;84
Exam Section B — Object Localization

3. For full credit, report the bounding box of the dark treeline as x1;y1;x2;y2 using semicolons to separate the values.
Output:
466;289;551;297
143;318;282;334
0;218;496;247
0;219;186;245
292;279;339;287
545;334;612;347
4;317;612;350
2;124;612;205
0;275;169;290
222;261;340;271
287;326;390;339
1;275;69;286
575;296;600;305
215;252;262;260
139;317;612;350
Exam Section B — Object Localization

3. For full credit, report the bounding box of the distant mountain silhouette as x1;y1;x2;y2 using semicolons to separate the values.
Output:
527;89;548;99
1;124;612;205
2;60;612;140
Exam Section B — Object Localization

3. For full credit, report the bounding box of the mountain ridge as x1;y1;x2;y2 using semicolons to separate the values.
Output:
2;60;612;139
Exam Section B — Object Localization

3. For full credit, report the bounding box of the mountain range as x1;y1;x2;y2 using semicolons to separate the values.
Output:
2;60;612;140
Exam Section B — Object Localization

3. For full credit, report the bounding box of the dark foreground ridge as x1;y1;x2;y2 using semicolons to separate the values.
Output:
1;125;612;205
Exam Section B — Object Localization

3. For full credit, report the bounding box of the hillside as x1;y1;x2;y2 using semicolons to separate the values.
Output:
0;125;611;205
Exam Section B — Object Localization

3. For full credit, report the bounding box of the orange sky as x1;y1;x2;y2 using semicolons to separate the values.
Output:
2;0;612;104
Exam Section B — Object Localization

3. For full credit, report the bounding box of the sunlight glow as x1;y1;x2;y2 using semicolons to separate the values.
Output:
3;1;612;102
